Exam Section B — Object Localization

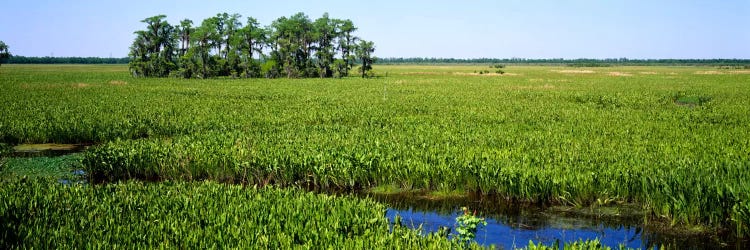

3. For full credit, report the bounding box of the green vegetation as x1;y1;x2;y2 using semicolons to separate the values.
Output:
672;91;712;107
524;239;637;250
0;179;481;248
1;64;749;245
128;12;375;79
0;143;11;156
455;207;487;245
0;154;84;182
356;40;376;78
0;41;10;67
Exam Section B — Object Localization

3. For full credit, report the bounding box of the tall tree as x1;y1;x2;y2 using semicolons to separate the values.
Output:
0;41;11;68
335;19;358;77
270;13;314;78
174;19;198;78
210;13;227;57
224;13;243;77
128;31;149;76
176;19;194;57
355;40;375;78
128;15;176;77
237;17;266;77
269;16;292;78
190;19;221;78
313;13;336;78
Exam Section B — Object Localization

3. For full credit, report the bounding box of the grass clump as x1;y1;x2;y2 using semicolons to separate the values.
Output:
672;91;712;106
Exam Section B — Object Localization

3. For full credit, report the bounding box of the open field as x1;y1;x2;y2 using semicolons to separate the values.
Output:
1;64;749;247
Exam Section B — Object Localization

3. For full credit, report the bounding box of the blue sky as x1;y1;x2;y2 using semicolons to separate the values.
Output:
1;0;748;59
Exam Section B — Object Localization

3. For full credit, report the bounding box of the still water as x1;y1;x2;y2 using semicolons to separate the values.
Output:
368;193;747;249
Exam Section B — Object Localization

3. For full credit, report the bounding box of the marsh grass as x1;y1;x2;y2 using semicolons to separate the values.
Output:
0;179;482;248
1;64;749;237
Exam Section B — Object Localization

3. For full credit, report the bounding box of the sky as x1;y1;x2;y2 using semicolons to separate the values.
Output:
1;0;748;59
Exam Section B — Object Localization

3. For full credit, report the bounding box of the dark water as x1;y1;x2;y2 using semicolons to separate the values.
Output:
367;193;748;249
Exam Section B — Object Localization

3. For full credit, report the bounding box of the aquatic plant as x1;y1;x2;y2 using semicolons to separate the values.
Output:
523;238;630;250
0;179;483;249
455;207;487;245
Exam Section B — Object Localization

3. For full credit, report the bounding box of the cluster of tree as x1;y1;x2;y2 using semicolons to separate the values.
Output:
0;41;10;67
6;56;129;64
377;57;750;66
129;13;376;79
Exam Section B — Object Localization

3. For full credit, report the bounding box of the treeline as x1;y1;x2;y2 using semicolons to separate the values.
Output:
129;12;375;79
377;57;750;66
6;55;748;67
6;56;129;64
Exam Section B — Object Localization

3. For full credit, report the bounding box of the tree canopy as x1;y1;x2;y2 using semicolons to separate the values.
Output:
128;13;376;79
0;41;11;67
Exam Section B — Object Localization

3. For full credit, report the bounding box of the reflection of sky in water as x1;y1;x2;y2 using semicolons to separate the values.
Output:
58;169;87;185
387;208;644;249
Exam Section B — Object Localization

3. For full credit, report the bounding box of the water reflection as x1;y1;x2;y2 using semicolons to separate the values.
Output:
59;169;87;185
388;207;643;249
366;192;747;249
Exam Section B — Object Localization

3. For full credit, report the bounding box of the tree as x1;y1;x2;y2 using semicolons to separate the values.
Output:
355;40;375;78
0;41;11;67
335;19;357;77
237;17;266;77
190;19;221;78
125;12;375;79
270;13;315;78
313;13;337;78
176;19;194;57
175;19;196;78
128;15;176;77
333;59;347;78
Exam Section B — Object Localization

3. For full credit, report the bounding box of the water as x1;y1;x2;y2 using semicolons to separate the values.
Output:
2;144;89;184
11;143;90;157
388;207;645;249
366;193;747;249
59;169;87;185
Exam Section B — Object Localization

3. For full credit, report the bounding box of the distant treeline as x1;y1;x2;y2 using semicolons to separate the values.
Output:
7;56;129;64
376;57;750;66
6;56;750;67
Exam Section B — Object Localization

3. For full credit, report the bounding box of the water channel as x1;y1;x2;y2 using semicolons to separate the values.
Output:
365;192;748;249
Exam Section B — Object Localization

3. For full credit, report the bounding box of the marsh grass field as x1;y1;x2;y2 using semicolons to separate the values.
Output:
1;64;749;248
